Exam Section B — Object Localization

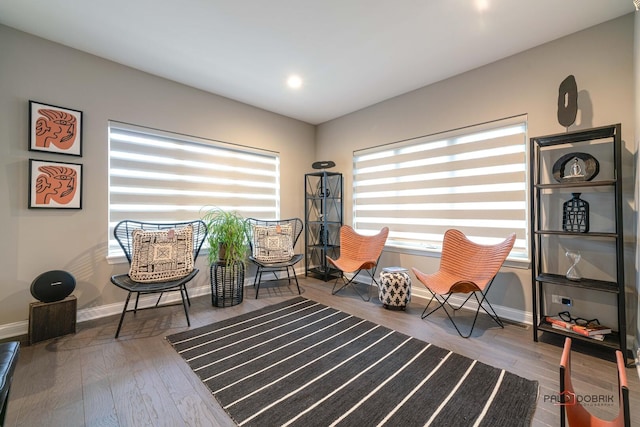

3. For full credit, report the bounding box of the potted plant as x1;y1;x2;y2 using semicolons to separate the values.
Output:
201;207;249;307
201;206;249;266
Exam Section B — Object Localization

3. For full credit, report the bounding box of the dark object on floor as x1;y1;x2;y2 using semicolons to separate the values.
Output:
0;341;19;427
29;296;77;345
110;219;208;338
412;229;515;338
211;260;244;307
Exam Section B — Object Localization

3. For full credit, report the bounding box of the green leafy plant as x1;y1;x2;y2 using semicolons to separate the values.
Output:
201;207;249;266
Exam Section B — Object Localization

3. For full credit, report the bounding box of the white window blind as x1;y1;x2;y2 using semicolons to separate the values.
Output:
108;122;280;257
353;116;528;260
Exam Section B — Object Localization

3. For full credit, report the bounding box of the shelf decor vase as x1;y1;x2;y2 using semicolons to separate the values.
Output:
562;193;589;233
565;250;581;281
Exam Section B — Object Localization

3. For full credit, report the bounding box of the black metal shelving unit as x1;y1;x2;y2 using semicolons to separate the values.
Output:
530;124;629;363
304;171;343;281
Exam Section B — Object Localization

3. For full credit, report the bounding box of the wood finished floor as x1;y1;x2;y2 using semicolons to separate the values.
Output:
4;277;638;427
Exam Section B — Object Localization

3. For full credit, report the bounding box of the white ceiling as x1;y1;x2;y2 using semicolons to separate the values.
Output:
0;1;634;124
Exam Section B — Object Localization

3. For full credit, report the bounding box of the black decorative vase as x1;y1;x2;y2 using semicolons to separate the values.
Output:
562;193;589;233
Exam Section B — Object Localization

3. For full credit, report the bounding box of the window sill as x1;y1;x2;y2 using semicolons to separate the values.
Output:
382;245;530;270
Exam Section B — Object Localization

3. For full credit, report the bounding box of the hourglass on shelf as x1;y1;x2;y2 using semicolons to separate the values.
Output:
565;250;581;281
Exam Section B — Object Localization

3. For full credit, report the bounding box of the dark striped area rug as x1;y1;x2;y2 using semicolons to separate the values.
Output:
167;297;538;427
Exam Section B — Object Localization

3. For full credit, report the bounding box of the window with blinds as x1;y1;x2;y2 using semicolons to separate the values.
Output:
108;122;280;257
352;116;528;261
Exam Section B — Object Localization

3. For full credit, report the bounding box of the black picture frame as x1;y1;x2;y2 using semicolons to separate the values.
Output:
29;100;83;157
29;159;83;209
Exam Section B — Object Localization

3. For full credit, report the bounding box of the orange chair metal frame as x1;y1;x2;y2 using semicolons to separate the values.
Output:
412;229;515;338
560;338;629;427
326;226;389;301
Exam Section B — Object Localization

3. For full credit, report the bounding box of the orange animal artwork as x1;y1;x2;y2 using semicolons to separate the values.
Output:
34;108;78;150
35;165;77;205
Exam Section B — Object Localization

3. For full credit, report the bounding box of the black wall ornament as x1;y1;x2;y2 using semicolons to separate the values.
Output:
557;75;578;129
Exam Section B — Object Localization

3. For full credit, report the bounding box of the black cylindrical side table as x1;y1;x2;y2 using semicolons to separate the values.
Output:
211;261;244;307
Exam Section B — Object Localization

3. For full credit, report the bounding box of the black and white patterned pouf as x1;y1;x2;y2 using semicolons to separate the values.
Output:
378;267;411;310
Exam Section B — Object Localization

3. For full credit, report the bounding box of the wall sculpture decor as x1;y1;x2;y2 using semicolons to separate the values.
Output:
29;100;83;156
557;75;578;129
29;159;83;209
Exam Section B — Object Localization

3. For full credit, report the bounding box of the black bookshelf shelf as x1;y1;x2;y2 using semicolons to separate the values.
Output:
304;171;343;282
530;124;628;364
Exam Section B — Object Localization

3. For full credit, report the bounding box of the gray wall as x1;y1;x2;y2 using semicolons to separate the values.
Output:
0;25;315;332
316;14;636;331
635;12;640;353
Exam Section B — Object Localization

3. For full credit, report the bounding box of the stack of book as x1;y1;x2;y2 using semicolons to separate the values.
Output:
544;316;612;341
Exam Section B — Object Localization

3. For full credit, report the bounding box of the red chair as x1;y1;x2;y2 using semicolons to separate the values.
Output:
560;338;629;427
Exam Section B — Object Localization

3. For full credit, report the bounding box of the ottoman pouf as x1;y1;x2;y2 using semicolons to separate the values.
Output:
379;267;411;310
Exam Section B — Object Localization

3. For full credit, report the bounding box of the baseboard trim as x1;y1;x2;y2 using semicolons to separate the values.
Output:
0;284;214;341
2;277;636;381
0;277;547;341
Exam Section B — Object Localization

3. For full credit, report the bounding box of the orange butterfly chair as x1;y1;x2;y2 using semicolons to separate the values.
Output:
411;229;515;338
326;226;389;301
560;338;629;427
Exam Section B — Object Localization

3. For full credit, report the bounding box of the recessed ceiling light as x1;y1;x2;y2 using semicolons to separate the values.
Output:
287;75;303;89
475;0;490;12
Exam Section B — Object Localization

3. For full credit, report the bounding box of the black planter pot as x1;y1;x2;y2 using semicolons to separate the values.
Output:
210;261;244;307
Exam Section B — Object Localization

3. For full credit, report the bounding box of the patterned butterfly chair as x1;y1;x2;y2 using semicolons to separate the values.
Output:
560;338;629;427
412;229;515;338
326;225;389;301
247;218;304;298
110;220;207;338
